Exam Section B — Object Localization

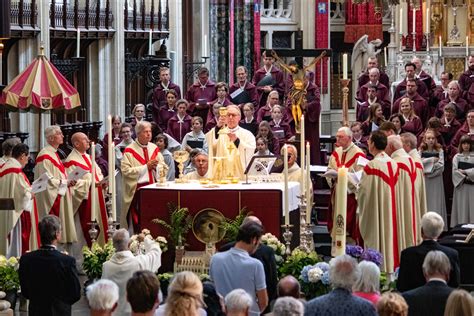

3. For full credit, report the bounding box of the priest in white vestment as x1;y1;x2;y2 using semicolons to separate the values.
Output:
358;131;400;273
183;151;209;180
121;121;167;231
206;105;256;180
64;132;109;249
34;126;77;244
0;137;21;167
0;143;40;256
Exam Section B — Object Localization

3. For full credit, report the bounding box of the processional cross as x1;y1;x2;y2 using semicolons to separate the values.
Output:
265;30;332;132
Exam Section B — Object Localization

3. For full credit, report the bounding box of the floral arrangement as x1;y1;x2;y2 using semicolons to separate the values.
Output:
300;261;331;299
260;233;286;264
152;203;193;247
129;229;169;256
278;248;320;278
0;256;20;292
82;241;115;280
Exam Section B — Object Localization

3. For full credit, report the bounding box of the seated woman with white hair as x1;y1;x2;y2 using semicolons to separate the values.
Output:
224;289;253;316
352;261;381;305
86;279;119;316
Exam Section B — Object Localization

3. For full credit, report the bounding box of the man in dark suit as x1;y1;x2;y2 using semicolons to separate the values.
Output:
402;251;454;316
219;216;278;314
19;215;81;316
397;212;460;292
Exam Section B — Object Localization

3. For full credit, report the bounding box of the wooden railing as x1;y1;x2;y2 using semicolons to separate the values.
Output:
10;0;169;32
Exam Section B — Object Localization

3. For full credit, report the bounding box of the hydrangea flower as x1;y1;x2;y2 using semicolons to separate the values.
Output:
315;262;330;273
308;267;324;283
361;248;383;266
321;271;330;285
300;265;313;283
346;245;364;258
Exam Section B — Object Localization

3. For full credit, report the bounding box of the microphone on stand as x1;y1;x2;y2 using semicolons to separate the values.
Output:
243;147;251;185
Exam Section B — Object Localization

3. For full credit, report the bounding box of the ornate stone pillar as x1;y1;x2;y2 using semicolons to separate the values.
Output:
111;0;126;120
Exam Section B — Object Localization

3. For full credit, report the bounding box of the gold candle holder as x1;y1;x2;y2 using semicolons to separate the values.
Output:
281;224;294;256
340;79;351;127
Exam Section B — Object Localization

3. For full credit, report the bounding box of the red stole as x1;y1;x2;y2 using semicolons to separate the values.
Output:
36;152;67;216
397;159;417;244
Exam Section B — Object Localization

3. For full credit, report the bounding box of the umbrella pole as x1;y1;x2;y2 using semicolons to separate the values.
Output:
38;112;41;151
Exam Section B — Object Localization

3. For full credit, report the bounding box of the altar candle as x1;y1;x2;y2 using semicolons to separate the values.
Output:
107;115;116;221
467;36;470;57
412;7;416;36
426;8;430;33
333;166;348;256
300;115;305;197
342;53;348;80
384;47;387;67
283;145;289;225
91;142;97;222
203;35;208;57
76;28;80;58
399;7;403;35
148;29;153;55
439;35;442;57
305;142;311;224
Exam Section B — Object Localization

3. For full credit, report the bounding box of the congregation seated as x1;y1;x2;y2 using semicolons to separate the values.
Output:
127;271;160;316
86;279;119;316
402;251;454;316
224;289;253;316
304;255;377;316
273;297;305;316
352;261;381;306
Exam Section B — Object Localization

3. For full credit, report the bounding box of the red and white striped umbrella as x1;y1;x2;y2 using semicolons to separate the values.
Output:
0;51;81;111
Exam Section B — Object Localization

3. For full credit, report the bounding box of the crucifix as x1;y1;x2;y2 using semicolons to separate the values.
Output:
265;30;332;132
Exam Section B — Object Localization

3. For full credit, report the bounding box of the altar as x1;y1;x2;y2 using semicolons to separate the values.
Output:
137;181;301;251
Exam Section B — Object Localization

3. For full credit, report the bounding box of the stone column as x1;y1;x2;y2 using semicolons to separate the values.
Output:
111;0;126;120
168;0;183;89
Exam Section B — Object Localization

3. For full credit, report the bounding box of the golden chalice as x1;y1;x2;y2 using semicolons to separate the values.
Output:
173;150;190;183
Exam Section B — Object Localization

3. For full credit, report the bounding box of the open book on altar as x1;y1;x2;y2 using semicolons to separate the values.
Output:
245;155;278;176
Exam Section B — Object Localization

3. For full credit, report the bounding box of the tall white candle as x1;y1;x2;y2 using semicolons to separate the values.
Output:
467;36;470;57
333;166;348;256
412;7;416;36
305;142;311;224
149;30;153;55
439;35;442;57
107;115;113;194
283;145;289;225
399;7;403;35
342;53;348;80
384;47;388;67
300;115;305;197
91;142;97;222
76;28;80;58
426;8;430;33
203;35;208;57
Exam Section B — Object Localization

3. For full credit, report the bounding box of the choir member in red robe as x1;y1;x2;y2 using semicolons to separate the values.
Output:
166;99;192;143
412;57;436;95
357;68;391;118
393;79;429;126
431;72;452;116
357;57;390;92
151;67;181;122
252;51;285;108
256;121;280;155
229;66;258;108
240;103;259;136
186;67;217;125
435;81;470;124
351;122;368;149
269;105;293;144
101;115;123;162
356;85;377;122
439;103;462;147
451;110;474;149
394;63;429;102
256;90;280;123
302;77;322;164
398;97;423;137
157;90;178;131
361;103;386;136
458;56;474;93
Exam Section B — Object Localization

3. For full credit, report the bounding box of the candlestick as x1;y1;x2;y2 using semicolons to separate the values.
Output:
384;47;388;68
412;7;416;36
203;35;208;57
148;30;153;55
342;53;348;80
332;166;348;257
281;224;293;256
91;142;97;222
283;145;290;226
340;79;351;127
300;115;305;199
76;28;80;58
399;7;403;35
305;142;311;224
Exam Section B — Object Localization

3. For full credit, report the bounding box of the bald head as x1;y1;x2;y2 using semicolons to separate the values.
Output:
242;216;262;226
386;135;403;156
71;132;90;153
277;275;301;299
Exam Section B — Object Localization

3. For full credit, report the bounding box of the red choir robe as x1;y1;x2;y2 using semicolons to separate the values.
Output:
357;82;391;118
417;71;436;94
186;80;217;124
458;69;474;93
401;116;423;138
166;114;192;143
440;117;462;147
358;152;400;273
239;118;259;136
206;98;232;124
120;141;164;231
356;100;371;122
34;145;77;243
0;158;40;255
64;149;109;246
392;93;429;126
252;65;285;108
152;81;182;122
303;83;322;164
391;149;417;249
394;79;429;103
228;81;259;108
357;71;390;93
451;121;474;149
435;97;470;124
158;107;176;131
430;86;449;116
269;120;293;141
327;143;365;244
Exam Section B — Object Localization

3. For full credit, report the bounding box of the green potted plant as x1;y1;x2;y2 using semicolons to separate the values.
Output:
0;255;20;309
220;207;250;242
82;240;115;281
152;203;192;264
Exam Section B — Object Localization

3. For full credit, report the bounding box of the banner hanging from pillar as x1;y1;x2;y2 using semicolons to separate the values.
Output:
315;0;329;92
344;0;383;43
